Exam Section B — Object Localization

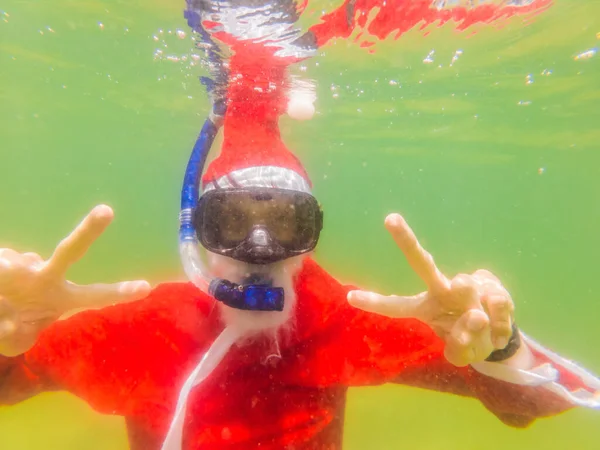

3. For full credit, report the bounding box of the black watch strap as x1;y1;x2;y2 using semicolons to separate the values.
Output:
485;321;521;363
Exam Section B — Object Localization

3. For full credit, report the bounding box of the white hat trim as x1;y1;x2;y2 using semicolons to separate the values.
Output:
202;166;311;194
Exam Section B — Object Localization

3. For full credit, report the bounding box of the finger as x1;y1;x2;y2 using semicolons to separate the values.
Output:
0;256;15;286
471;277;514;349
483;293;514;349
347;290;424;319
63;280;151;311
444;309;492;367
21;252;44;268
448;274;481;311
384;214;450;293
0;249;22;285
472;269;501;285
43;205;114;278
0;248;21;261
472;275;510;304
0;250;42;294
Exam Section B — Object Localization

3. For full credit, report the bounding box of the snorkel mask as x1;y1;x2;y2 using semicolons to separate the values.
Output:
193;187;322;264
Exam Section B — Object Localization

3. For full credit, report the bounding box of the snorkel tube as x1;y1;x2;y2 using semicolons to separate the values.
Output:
177;102;221;292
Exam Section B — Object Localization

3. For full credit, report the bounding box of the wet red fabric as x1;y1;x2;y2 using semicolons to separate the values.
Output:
201;0;554;188
309;0;553;48
0;258;581;449
201;41;312;187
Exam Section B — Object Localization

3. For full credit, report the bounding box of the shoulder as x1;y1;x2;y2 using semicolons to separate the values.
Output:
24;282;222;412
29;282;220;364
295;257;350;295
126;281;216;325
294;257;357;327
64;281;215;332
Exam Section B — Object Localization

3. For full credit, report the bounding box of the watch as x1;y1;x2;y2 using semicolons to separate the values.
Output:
485;321;521;362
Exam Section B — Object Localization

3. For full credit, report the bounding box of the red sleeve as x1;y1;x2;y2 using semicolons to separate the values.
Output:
0;354;57;406
390;350;573;427
293;259;574;428
16;283;217;424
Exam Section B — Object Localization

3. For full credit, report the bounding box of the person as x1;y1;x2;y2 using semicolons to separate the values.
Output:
0;1;598;449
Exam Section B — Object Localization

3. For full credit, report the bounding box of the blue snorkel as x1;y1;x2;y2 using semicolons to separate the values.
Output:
178;7;284;312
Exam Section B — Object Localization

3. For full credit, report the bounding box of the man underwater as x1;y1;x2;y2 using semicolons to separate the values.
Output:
1;0;599;449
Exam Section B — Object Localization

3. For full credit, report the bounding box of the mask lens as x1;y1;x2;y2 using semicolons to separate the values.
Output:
266;196;317;251
195;189;321;254
201;195;252;249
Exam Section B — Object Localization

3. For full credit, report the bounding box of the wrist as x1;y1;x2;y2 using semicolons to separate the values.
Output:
485;322;522;363
498;339;535;369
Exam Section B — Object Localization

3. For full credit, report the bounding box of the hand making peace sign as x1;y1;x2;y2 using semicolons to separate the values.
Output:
348;213;518;368
0;205;151;357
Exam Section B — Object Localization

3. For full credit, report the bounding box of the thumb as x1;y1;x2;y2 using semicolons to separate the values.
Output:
63;280;152;312
347;290;424;319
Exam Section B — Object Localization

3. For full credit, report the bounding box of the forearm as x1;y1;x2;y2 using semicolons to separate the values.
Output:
499;335;535;369
0;354;50;406
470;332;600;413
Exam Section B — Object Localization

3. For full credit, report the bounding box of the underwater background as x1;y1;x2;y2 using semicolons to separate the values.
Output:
0;0;598;448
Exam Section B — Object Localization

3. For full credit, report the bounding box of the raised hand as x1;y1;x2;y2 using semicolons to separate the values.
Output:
0;205;151;356
348;213;517;367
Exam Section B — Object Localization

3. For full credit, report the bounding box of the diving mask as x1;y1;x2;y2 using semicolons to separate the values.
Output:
193;188;323;265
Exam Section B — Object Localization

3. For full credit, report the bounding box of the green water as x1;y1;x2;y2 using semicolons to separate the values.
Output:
1;0;599;448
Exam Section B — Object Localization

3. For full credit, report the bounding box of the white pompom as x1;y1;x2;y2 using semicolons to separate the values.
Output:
287;92;315;121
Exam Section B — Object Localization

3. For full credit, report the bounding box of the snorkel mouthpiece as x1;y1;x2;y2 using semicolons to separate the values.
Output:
209;279;284;311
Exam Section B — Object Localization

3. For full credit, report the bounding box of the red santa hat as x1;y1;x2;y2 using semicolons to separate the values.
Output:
201;42;312;195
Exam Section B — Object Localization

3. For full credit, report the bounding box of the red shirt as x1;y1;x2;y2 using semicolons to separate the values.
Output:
0;258;572;449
